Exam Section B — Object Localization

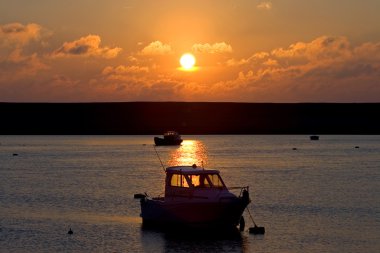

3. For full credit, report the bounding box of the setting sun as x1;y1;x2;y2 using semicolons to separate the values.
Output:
179;53;196;71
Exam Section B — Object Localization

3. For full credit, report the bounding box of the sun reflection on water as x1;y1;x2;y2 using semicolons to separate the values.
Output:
167;140;208;167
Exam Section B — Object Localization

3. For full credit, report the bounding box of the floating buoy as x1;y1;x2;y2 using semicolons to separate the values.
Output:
68;228;73;235
246;207;265;235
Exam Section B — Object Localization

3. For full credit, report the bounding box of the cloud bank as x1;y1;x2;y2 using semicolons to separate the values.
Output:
0;23;379;102
222;36;380;101
94;36;380;102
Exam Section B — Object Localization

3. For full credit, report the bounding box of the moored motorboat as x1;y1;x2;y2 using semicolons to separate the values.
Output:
310;135;319;140
154;131;183;146
135;164;251;230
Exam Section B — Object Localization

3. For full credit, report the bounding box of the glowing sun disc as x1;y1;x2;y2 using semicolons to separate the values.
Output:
180;53;196;70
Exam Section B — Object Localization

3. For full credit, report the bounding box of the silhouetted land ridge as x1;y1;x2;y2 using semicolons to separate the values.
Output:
1;102;379;134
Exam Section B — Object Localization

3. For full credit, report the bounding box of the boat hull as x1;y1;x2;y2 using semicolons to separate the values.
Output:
140;197;248;229
154;137;183;146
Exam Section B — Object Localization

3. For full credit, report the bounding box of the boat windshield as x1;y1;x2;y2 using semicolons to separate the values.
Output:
207;174;224;188
170;174;190;188
169;173;225;188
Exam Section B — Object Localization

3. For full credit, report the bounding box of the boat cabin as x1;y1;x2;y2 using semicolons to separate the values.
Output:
164;131;181;140
164;165;229;200
164;131;179;136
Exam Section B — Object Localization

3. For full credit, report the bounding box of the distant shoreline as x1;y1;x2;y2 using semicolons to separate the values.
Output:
1;102;379;134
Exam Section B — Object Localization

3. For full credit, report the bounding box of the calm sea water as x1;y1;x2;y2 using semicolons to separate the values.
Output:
0;135;379;253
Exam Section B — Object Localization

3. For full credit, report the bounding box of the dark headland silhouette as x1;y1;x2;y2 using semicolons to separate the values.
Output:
0;102;379;134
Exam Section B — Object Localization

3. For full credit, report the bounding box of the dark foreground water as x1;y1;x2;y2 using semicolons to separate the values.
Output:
1;135;379;253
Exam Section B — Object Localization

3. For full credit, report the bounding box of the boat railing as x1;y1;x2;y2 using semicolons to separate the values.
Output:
152;197;165;201
229;186;249;196
229;186;251;204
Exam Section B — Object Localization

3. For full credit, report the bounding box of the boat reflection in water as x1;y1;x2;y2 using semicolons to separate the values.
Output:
136;139;251;231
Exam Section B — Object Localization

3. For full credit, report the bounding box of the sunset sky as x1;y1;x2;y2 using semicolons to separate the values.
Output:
1;0;380;102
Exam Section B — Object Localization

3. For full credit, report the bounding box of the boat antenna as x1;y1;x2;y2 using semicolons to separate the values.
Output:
153;145;166;173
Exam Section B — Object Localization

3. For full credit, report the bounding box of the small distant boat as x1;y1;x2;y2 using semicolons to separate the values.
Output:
310;135;319;140
135;164;251;230
154;131;183;146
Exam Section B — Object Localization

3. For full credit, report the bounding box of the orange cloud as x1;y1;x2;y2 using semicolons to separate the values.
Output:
0;53;48;83
0;23;48;81
271;36;352;62
226;52;269;66
257;2;272;11
140;41;172;55
102;65;149;82
102;65;149;75
1;30;380;102
52;35;122;58
219;36;380;102
192;42;232;54
60;36;380;102
0;23;46;63
0;23;42;47
354;42;380;62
